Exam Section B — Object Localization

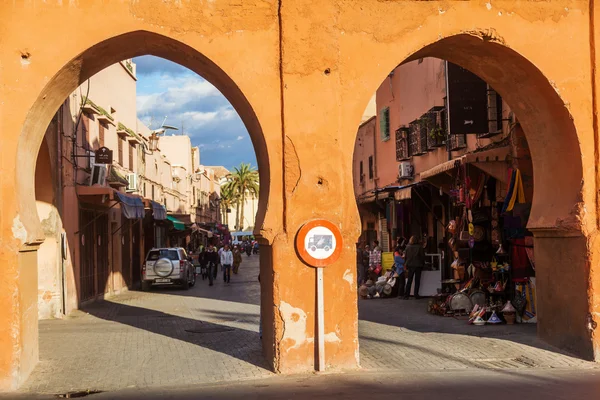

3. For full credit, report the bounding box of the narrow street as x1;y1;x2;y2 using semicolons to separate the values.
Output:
20;256;597;397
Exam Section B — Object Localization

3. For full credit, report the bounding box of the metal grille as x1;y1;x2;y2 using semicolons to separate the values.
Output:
408;121;420;156
478;86;503;138
449;134;467;150
408;120;428;155
424;107;447;149
96;213;110;294
79;209;96;301
395;128;409;161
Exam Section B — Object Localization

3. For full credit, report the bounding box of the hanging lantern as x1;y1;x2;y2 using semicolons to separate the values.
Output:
149;132;160;152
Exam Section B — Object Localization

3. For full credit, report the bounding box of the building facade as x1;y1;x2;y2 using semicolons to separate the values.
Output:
34;59;224;319
353;57;534;296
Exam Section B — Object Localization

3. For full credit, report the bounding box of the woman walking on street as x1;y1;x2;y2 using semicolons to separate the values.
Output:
403;235;425;299
232;245;243;274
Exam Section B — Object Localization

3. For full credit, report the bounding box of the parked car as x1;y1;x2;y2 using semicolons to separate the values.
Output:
142;248;196;291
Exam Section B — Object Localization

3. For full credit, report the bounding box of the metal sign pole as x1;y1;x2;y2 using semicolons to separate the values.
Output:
316;267;325;371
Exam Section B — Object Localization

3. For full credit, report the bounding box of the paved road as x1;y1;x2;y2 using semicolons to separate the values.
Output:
19;254;598;396
8;369;600;399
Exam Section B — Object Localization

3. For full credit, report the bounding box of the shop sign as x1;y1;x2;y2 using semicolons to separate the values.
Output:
447;62;488;135
95;147;113;164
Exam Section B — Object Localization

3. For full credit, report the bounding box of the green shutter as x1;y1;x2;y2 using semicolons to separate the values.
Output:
380;107;390;141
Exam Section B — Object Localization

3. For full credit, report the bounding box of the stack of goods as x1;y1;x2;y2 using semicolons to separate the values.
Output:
502;300;516;324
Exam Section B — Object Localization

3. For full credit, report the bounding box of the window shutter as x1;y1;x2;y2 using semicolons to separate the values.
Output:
380;107;390;141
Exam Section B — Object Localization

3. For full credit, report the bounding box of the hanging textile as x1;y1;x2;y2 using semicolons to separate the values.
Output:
115;191;144;219
502;168;525;213
150;200;167;220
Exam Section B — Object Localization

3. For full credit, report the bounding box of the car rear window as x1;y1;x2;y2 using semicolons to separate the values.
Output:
147;250;179;261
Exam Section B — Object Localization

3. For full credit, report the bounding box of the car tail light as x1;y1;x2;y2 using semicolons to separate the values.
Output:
180;260;185;269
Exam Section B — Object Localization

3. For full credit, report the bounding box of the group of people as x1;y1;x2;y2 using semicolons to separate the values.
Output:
239;240;260;257
357;235;426;299
196;243;244;286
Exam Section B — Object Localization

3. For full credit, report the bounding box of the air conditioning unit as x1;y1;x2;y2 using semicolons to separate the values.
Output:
126;173;137;192
89;164;107;186
399;162;414;179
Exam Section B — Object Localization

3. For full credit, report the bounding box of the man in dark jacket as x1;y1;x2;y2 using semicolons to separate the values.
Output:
205;244;219;286
403;235;425;299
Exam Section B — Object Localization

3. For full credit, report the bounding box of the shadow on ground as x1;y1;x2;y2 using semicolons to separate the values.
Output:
358;296;575;356
7;369;600;400
81;299;270;371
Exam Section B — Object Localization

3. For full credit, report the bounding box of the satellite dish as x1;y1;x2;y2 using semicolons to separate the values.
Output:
161;124;179;131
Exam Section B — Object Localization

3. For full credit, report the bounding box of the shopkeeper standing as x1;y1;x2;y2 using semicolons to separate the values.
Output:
403;235;425;300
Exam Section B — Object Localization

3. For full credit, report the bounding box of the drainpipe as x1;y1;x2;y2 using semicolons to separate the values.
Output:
444;60;452;162
57;105;67;316
443;60;452;281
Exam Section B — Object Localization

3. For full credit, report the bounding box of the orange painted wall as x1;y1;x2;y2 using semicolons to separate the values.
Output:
0;0;600;392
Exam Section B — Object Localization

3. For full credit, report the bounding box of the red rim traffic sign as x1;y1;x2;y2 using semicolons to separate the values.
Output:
295;219;343;267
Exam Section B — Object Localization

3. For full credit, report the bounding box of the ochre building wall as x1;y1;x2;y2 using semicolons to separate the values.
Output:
1;0;600;391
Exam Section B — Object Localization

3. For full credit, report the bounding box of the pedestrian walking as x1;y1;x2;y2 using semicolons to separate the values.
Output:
232;245;243;274
393;246;406;298
403;235;425;299
220;244;233;283
205;244;219;286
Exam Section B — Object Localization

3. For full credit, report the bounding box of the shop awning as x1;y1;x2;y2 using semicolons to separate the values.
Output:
167;215;186;231
420;158;463;180
115;192;145;219
394;187;412;201
420;146;511;181
150;200;166;220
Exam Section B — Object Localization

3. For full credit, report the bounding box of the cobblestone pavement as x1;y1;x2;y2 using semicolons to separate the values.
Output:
22;254;269;395
358;297;597;371
21;257;598;395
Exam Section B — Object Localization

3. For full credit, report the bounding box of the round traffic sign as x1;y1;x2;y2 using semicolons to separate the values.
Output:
295;219;343;267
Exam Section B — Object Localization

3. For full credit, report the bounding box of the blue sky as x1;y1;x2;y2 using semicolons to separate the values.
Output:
133;56;256;170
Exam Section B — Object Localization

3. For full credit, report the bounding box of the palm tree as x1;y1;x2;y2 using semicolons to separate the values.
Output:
220;180;239;227
229;163;259;231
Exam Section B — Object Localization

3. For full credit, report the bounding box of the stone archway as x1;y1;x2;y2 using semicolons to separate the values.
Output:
2;28;281;390
348;34;592;359
2;0;600;393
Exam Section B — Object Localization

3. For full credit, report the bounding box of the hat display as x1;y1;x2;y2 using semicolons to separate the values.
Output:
487;311;502;324
365;280;374;287
383;284;392;295
473;316;486;326
501;301;516;313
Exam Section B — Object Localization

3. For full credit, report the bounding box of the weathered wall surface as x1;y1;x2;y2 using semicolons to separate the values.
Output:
1;0;600;391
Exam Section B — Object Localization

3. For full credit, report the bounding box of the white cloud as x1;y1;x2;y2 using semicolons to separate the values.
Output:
134;56;257;169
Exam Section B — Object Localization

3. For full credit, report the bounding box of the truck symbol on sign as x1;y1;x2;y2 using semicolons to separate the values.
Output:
308;235;333;252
